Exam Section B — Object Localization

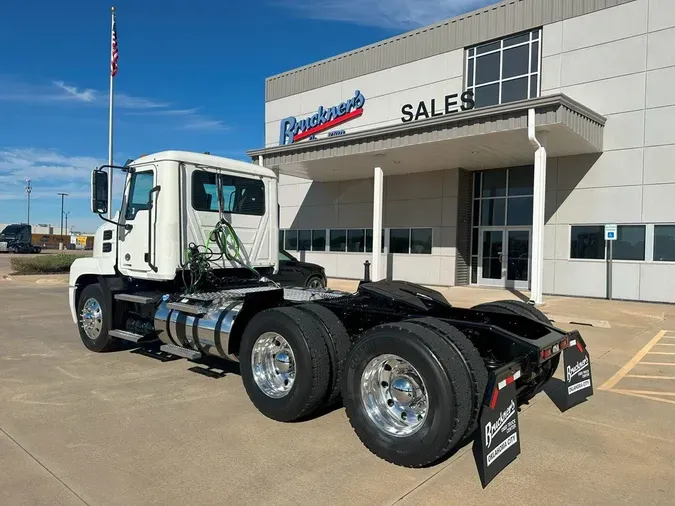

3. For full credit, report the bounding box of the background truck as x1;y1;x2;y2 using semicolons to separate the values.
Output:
0;223;41;253
69;151;591;470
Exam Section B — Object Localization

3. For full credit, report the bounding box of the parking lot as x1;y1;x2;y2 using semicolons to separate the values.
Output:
1;278;674;505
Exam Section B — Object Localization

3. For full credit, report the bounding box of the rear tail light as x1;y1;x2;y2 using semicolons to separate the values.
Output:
540;348;552;359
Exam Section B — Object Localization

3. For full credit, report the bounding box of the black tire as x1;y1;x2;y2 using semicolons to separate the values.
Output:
239;307;331;422
76;283;119;352
342;321;473;468
471;300;559;402
296;303;351;407
305;275;325;289
406;318;488;440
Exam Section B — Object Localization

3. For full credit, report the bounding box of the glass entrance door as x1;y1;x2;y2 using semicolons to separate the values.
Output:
479;230;505;286
505;230;530;290
478;228;531;289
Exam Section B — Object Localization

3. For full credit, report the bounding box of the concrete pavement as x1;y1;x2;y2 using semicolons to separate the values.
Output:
0;281;674;505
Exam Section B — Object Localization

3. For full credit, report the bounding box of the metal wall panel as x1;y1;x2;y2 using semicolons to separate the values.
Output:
455;168;473;285
265;0;636;101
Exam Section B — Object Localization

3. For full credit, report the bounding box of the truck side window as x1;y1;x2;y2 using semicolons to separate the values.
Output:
192;171;265;216
125;171;154;220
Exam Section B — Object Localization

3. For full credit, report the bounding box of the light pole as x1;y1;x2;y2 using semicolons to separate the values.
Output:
57;192;68;248
25;179;32;225
64;211;70;244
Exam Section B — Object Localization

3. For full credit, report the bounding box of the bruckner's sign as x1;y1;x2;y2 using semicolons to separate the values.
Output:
279;90;366;145
401;90;475;123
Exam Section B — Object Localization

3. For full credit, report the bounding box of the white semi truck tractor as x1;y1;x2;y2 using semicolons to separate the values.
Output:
69;151;592;472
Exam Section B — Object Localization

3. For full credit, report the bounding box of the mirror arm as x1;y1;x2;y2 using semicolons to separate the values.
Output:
97;213;130;229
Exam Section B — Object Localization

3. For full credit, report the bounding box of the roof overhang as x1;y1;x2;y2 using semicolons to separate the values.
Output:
247;94;606;182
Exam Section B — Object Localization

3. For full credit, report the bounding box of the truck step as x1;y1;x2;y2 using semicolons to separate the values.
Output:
166;302;208;316
114;293;158;304
159;344;202;360
109;329;151;343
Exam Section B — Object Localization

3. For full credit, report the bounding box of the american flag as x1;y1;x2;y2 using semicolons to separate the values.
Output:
110;13;119;77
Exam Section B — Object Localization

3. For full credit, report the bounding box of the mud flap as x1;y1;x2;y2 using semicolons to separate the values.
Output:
475;364;521;488
563;333;593;410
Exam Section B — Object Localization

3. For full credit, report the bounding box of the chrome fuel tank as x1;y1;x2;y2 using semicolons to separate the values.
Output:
153;285;348;362
154;296;243;362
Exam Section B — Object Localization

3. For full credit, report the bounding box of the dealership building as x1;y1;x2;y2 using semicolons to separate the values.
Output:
247;0;675;304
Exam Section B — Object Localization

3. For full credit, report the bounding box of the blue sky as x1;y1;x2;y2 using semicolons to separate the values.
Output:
0;0;491;233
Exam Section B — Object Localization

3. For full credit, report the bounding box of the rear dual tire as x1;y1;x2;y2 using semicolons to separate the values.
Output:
471;299;559;402
342;319;486;468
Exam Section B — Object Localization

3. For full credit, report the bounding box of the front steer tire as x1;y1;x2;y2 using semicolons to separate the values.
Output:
76;283;119;353
239;307;331;422
342;320;473;468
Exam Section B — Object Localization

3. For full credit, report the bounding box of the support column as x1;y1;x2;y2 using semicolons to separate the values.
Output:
528;109;547;306
372;166;384;281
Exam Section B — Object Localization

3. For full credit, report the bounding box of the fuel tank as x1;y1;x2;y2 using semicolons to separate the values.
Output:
153;286;350;362
154;295;243;362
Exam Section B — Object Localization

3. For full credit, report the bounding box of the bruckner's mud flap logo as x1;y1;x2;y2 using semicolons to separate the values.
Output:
475;367;521;488
563;333;593;409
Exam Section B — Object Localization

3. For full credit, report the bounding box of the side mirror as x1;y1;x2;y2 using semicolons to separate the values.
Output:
91;169;109;214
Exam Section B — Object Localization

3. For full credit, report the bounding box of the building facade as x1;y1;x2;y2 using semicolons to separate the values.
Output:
248;0;675;304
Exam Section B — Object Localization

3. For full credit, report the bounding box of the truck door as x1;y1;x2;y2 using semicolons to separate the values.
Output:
117;168;157;276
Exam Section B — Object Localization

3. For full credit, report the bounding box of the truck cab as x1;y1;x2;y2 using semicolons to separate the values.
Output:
0;223;40;253
69;151;279;322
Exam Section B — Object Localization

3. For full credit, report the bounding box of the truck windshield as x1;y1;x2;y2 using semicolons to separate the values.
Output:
1;225;23;236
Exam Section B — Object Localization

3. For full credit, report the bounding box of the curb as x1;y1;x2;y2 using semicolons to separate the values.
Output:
1;274;69;285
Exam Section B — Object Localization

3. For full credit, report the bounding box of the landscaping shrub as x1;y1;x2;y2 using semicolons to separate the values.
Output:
10;253;83;275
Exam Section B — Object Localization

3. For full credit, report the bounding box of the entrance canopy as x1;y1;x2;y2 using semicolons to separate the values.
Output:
247;94;606;181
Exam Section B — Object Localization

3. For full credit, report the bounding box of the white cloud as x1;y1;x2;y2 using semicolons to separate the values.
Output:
278;0;495;30
53;80;97;102
0;148;125;202
0;77;225;131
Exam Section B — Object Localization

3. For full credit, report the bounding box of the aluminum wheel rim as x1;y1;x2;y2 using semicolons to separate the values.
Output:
80;297;103;340
251;332;296;399
360;354;428;437
308;277;323;289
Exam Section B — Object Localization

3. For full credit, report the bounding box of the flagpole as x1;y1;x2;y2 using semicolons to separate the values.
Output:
107;6;115;219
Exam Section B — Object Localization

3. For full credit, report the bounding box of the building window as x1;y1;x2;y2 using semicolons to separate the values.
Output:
466;29;541;109
389;228;433;254
284;229;298;251
347;229;366;252
570;226;604;260
312;230;326;251
613;225;645;261
390;229;411;254
330;229;347;252
297;230;312;251
411;228;433;254
654;225;675;262
280;229;327;251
